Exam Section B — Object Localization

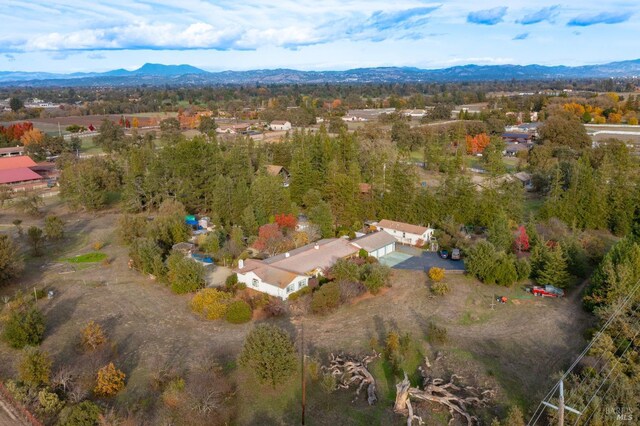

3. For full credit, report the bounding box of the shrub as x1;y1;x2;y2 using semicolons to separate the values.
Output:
225;300;253;324
161;377;185;408
19;347;52;386
3;307;45;349
225;273;238;287
320;373;337;394
427;322;448;344
338;280;366;302
58;401;102;426
44;215;65;240
362;263;390;294
358;248;368;259
287;286;311;301
264;298;287;317
129;237;165;277
190;288;233;320
37;389;64;414
81;321;107;351
95;362;126;397
0;234;24;285
428;267;445;282
330;259;360;282
310;282;341;314
239;324;297;388
166;252;206;294
246;293;269;310
307;358;321;381
431;282;450;296
92;241;104;251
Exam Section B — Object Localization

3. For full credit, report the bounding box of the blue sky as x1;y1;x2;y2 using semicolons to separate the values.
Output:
0;1;638;73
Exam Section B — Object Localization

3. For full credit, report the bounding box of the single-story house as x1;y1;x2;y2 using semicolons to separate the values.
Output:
0;156;37;170
513;171;533;190
265;165;290;187
236;259;309;299
351;231;397;259
502;132;533;144
374;219;434;247
0;168;43;186
269;120;292;131
216;124;251;134
504;143;533;157
234;238;359;299
0;146;25;158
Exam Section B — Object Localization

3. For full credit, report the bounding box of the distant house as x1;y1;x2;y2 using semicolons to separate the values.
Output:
265;165;291;187
0;146;24;158
216;123;251;134
351;231;397;259
513;171;533;190
374;219;434;246
502;132;533;144
341;115;367;122
504;143;533;157
0;156;50;190
234;238;359;299
269;120;292;131
358;183;372;195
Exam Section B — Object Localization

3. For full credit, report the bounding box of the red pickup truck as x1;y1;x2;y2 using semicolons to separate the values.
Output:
529;285;565;298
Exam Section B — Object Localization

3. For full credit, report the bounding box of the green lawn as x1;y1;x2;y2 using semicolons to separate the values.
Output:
59;252;107;263
80;137;102;154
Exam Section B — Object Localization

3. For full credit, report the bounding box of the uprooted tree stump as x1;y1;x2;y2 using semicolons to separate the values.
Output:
322;352;379;405
394;356;495;426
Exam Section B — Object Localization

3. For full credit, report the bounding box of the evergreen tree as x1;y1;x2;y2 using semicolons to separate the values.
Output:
487;214;513;252
239;324;297;388
536;243;571;288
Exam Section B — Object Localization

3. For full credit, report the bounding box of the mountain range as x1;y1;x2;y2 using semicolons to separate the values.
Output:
1;59;639;87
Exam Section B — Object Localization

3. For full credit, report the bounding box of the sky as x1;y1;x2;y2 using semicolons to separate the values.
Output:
0;1;638;73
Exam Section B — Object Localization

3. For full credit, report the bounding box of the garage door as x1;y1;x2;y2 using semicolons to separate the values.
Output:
384;243;394;255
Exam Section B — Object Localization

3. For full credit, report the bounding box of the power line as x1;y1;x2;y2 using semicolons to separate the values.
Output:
572;328;639;426
562;301;640;411
527;279;640;426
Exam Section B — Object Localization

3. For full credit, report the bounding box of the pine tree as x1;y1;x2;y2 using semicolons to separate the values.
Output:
537;243;571;288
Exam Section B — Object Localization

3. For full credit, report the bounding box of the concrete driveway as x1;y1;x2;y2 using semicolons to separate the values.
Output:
380;246;465;272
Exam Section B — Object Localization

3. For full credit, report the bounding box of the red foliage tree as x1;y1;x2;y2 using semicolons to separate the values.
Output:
0;122;34;142
514;225;530;252
274;213;297;231
465;133;491;154
253;223;285;255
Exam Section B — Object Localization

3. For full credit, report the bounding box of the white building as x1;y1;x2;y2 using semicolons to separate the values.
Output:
374;219;434;247
234;238;359;299
269;120;292;131
235;259;309;299
351;231;397;259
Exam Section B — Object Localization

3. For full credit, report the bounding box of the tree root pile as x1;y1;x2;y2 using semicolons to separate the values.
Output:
322;352;380;405
394;357;495;426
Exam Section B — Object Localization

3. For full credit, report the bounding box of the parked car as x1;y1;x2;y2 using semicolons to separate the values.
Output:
451;248;461;260
439;249;449;259
528;285;565;298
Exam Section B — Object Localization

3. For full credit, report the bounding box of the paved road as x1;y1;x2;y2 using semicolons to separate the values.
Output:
381;246;465;271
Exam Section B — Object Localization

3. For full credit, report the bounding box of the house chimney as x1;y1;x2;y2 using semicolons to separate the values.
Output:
314;243;319;250
238;259;244;269
285;252;290;258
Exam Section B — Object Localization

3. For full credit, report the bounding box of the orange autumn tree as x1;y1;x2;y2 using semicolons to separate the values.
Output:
95;362;126;397
20;129;45;146
465;133;491;154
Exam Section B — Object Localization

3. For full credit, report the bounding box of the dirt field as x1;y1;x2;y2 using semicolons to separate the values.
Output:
0;199;594;423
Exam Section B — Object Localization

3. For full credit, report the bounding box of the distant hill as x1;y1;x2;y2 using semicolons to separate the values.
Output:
1;60;639;87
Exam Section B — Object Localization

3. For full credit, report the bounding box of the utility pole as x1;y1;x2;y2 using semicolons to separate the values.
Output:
301;322;306;425
542;379;581;426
